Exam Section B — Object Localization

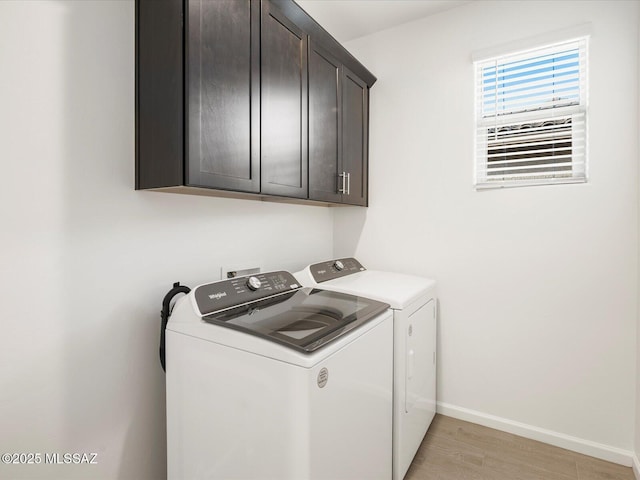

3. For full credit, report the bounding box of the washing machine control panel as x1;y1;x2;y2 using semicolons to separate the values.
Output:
309;258;366;283
194;271;301;316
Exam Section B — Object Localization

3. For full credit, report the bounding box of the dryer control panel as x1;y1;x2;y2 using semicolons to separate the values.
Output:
194;271;301;316
309;258;366;283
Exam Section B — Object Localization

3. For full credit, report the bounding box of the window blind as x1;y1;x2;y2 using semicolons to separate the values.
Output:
475;38;588;189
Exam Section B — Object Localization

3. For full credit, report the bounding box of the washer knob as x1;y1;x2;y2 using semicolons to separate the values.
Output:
334;260;345;271
246;276;262;291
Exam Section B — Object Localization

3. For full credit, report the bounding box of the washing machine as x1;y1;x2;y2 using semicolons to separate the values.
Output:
165;270;393;480
295;258;437;480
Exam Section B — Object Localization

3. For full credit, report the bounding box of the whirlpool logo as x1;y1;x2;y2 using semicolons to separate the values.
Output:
208;291;227;301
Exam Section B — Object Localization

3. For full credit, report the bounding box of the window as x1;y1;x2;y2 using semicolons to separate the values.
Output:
474;38;588;189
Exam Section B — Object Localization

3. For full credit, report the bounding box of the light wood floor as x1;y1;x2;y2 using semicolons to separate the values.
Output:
405;415;636;480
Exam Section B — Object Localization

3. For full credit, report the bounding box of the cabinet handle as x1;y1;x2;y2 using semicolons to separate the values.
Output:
346;172;350;195
407;349;414;379
338;172;347;194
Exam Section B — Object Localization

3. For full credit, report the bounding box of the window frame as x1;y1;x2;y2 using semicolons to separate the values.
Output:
474;37;589;190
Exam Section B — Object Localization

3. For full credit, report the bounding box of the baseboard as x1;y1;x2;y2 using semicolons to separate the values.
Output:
437;402;634;467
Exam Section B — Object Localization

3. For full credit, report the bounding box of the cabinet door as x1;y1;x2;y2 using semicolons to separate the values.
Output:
261;1;308;198
308;41;342;204
187;0;260;192
342;67;369;206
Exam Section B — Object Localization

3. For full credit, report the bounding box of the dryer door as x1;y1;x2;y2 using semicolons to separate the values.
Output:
405;299;436;418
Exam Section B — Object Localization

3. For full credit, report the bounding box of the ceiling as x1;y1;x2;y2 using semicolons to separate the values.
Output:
296;0;473;43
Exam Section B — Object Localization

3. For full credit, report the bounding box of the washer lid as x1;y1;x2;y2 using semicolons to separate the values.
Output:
203;287;389;354
306;270;436;310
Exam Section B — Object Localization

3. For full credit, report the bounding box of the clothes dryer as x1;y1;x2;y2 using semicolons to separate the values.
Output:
295;258;437;480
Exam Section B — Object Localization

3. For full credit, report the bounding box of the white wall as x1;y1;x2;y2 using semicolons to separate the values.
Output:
636;3;640;475
0;2;333;479
338;0;639;462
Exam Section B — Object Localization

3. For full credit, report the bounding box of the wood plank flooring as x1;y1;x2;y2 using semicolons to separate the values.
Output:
405;415;636;480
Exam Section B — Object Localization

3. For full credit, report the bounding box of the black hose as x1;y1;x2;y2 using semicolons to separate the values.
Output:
159;282;191;372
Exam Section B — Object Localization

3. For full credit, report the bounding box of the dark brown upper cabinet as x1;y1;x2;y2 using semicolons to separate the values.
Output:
187;0;260;192
136;0;376;206
341;66;369;206
260;1;308;198
308;43;369;206
136;0;260;193
308;40;342;204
